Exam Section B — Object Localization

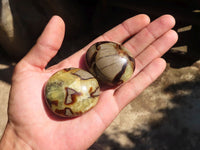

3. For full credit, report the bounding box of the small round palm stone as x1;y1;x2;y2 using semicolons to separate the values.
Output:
44;68;100;118
86;41;135;86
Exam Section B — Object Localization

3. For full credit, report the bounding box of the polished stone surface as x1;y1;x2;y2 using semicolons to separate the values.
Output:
45;68;100;118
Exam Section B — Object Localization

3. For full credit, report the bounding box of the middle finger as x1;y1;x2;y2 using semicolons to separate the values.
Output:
124;15;176;57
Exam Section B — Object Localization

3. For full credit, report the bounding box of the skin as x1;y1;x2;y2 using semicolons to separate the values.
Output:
0;14;178;150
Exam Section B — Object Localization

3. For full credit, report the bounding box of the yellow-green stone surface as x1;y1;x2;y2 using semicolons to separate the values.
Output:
45;68;100;117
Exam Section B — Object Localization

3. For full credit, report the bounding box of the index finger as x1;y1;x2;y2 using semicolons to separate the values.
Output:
100;14;150;43
61;14;150;68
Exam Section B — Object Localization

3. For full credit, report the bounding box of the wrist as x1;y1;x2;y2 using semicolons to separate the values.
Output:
0;123;32;150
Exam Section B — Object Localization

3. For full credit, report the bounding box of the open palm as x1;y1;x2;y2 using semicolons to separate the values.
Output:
6;14;177;150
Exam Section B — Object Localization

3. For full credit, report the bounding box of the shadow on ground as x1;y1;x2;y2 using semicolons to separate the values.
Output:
0;50;15;84
93;70;200;150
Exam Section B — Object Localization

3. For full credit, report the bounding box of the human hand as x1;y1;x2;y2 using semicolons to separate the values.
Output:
0;14;178;150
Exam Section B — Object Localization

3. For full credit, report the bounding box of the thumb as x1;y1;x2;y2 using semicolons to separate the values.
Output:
22;15;65;70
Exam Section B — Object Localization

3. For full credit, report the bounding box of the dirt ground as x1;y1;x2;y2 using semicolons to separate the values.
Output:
1;48;200;150
1;39;200;150
94;61;200;150
0;1;200;150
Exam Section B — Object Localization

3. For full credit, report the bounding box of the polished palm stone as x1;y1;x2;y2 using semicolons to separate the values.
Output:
86;41;135;86
44;68;100;118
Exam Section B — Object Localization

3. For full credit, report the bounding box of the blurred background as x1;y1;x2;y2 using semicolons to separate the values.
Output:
0;0;200;149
